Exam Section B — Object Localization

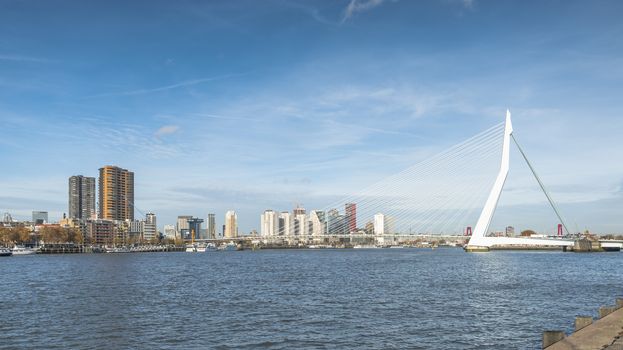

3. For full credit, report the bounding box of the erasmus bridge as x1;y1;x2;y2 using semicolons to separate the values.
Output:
326;109;573;250
200;110;602;251
464;111;574;251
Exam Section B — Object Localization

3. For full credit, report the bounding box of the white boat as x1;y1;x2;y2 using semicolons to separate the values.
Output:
11;245;36;255
187;242;217;252
601;241;622;252
217;242;237;251
310;244;333;249
106;246;130;253
0;247;12;257
353;244;380;249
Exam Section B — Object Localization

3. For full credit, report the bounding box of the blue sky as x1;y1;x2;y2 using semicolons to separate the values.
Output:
1;0;622;234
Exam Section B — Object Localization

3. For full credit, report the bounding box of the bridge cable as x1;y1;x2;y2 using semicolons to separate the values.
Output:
511;134;571;235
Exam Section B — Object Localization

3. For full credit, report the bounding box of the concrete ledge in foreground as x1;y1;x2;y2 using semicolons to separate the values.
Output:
545;299;623;349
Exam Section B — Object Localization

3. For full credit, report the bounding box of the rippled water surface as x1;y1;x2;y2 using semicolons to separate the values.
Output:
2;248;622;349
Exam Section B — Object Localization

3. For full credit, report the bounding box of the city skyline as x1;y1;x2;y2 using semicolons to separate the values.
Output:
1;1;623;233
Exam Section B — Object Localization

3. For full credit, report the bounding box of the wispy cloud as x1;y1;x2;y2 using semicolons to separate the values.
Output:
23;116;188;160
281;1;338;26
190;113;258;122
86;73;247;98
155;125;180;137
180;88;427;152
78;122;183;159
342;0;386;23
0;53;52;63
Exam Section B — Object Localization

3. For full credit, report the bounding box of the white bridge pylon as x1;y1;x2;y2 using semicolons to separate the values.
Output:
466;110;574;251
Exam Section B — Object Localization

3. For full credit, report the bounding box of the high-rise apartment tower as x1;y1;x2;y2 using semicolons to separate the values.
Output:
207;213;216;239
98;166;134;221
225;210;238;238
69;175;96;219
345;203;357;233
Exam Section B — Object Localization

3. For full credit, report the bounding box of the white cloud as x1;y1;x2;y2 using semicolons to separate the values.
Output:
461;0;475;9
342;0;386;23
155;125;180;137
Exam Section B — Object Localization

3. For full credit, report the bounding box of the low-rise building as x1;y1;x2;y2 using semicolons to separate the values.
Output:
86;219;115;245
144;213;157;241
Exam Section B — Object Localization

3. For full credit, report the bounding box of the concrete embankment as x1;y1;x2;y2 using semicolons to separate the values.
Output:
466;238;622;252
562;238;604;252
543;298;623;349
490;245;562;251
37;244;185;254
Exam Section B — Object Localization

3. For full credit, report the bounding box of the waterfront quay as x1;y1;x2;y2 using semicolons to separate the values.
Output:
6;233;623;255
27;244;185;254
544;297;623;349
186;233;623;252
177;233;474;252
19;238;459;255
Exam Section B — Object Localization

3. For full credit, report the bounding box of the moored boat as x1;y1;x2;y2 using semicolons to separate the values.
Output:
217;242;237;251
0;247;12;257
11;245;36;255
353;244;380;249
106;246;131;253
601;242;622;252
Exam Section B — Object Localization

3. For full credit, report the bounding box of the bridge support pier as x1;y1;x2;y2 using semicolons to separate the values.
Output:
464;245;490;252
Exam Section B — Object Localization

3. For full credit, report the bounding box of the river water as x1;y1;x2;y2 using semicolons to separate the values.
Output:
1;248;622;349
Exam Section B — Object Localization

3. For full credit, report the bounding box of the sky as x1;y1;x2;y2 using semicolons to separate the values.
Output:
1;0;622;234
